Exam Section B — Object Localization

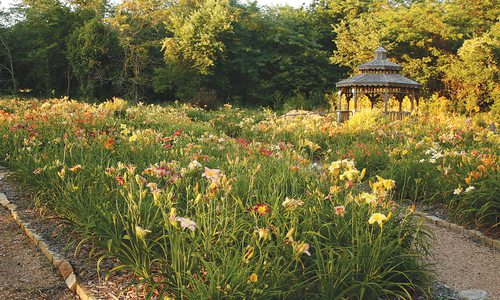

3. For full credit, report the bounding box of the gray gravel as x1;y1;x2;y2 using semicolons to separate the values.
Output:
428;222;500;299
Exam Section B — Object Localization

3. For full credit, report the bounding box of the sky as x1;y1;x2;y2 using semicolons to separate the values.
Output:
0;0;313;9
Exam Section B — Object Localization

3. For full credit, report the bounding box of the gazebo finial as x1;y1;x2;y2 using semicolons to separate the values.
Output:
374;47;388;60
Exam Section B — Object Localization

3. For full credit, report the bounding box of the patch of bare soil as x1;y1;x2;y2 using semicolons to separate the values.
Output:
0;206;75;299
428;222;500;299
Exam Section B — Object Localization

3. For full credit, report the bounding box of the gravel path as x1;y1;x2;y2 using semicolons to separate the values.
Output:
428;222;500;299
0;206;76;299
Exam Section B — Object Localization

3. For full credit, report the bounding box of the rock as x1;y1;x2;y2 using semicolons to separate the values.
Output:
65;272;77;290
58;260;74;279
457;289;488;300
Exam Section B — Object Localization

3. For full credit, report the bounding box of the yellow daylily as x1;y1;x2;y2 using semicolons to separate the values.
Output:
368;213;389;228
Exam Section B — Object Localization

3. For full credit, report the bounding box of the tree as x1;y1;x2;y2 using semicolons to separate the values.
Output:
66;18;123;99
162;0;236;75
0;11;16;93
5;0;77;96
444;27;500;113
106;0;169;101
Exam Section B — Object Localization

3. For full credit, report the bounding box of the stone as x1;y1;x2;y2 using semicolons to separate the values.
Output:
32;233;43;246
0;193;9;206
24;227;34;241
478;235;493;247
5;203;16;211
65;272;77;291
492;239;500;250
457;289;488;300
468;230;483;240
435;218;449;228
38;242;54;263
427;215;441;224
58;260;74;279
53;256;64;268
448;223;464;234
76;283;96;300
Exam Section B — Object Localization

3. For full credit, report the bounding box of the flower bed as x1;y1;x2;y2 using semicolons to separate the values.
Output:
0;99;498;299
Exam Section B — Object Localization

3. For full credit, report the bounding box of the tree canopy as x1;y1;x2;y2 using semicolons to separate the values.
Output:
0;0;497;112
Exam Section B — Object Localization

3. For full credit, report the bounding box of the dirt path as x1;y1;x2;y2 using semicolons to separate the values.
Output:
428;222;500;299
0;201;75;299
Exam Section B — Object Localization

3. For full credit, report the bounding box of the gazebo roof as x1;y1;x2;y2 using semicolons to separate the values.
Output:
359;47;402;71
336;73;422;88
336;47;422;89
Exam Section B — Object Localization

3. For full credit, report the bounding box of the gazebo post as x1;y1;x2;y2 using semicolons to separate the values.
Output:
410;90;415;111
352;87;357;113
384;91;389;113
337;90;342;124
337;90;342;111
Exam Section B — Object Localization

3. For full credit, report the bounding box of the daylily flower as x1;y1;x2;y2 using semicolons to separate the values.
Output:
169;208;178;227
371;176;395;194
368;213;389;228
135;174;147;186
68;164;82;172
285;227;295;241
57;167;65;179
116;176;125;186
282;197;304;211
259;148;273;156
202;167;223;184
249;273;258;283
243;246;255;262
359;192;377;206
453;187;463;195
255;227;271;241
176;217;197;232
293;241;311;256
103;137;115;150
146;182;158;190
252;203;270;216
135;225;151;240
465;186;475;193
339;169;359;181
188;160;202;170
334;205;345;216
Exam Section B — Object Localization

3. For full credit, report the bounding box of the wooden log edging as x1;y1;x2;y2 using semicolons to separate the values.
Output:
414;211;500;250
0;191;96;300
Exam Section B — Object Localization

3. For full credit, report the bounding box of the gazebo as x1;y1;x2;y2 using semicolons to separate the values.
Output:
335;47;422;123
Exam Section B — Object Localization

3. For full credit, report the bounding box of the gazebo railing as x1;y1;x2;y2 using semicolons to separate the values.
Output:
386;111;410;121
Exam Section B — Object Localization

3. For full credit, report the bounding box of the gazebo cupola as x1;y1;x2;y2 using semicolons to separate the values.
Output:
335;47;422;123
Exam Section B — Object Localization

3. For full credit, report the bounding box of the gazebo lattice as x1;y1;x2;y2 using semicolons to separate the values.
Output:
335;47;422;123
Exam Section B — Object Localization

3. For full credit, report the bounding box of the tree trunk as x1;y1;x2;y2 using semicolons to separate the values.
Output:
0;33;16;93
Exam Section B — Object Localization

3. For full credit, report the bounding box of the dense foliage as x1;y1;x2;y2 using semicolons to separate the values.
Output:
0;0;498;111
0;97;498;297
0;98;441;298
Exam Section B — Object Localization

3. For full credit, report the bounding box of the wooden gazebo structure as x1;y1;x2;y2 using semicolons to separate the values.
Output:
335;47;422;123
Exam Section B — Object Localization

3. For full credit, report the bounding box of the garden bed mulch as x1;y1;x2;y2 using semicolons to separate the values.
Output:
0;169;145;299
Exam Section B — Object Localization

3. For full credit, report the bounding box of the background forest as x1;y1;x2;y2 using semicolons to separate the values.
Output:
0;0;498;113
